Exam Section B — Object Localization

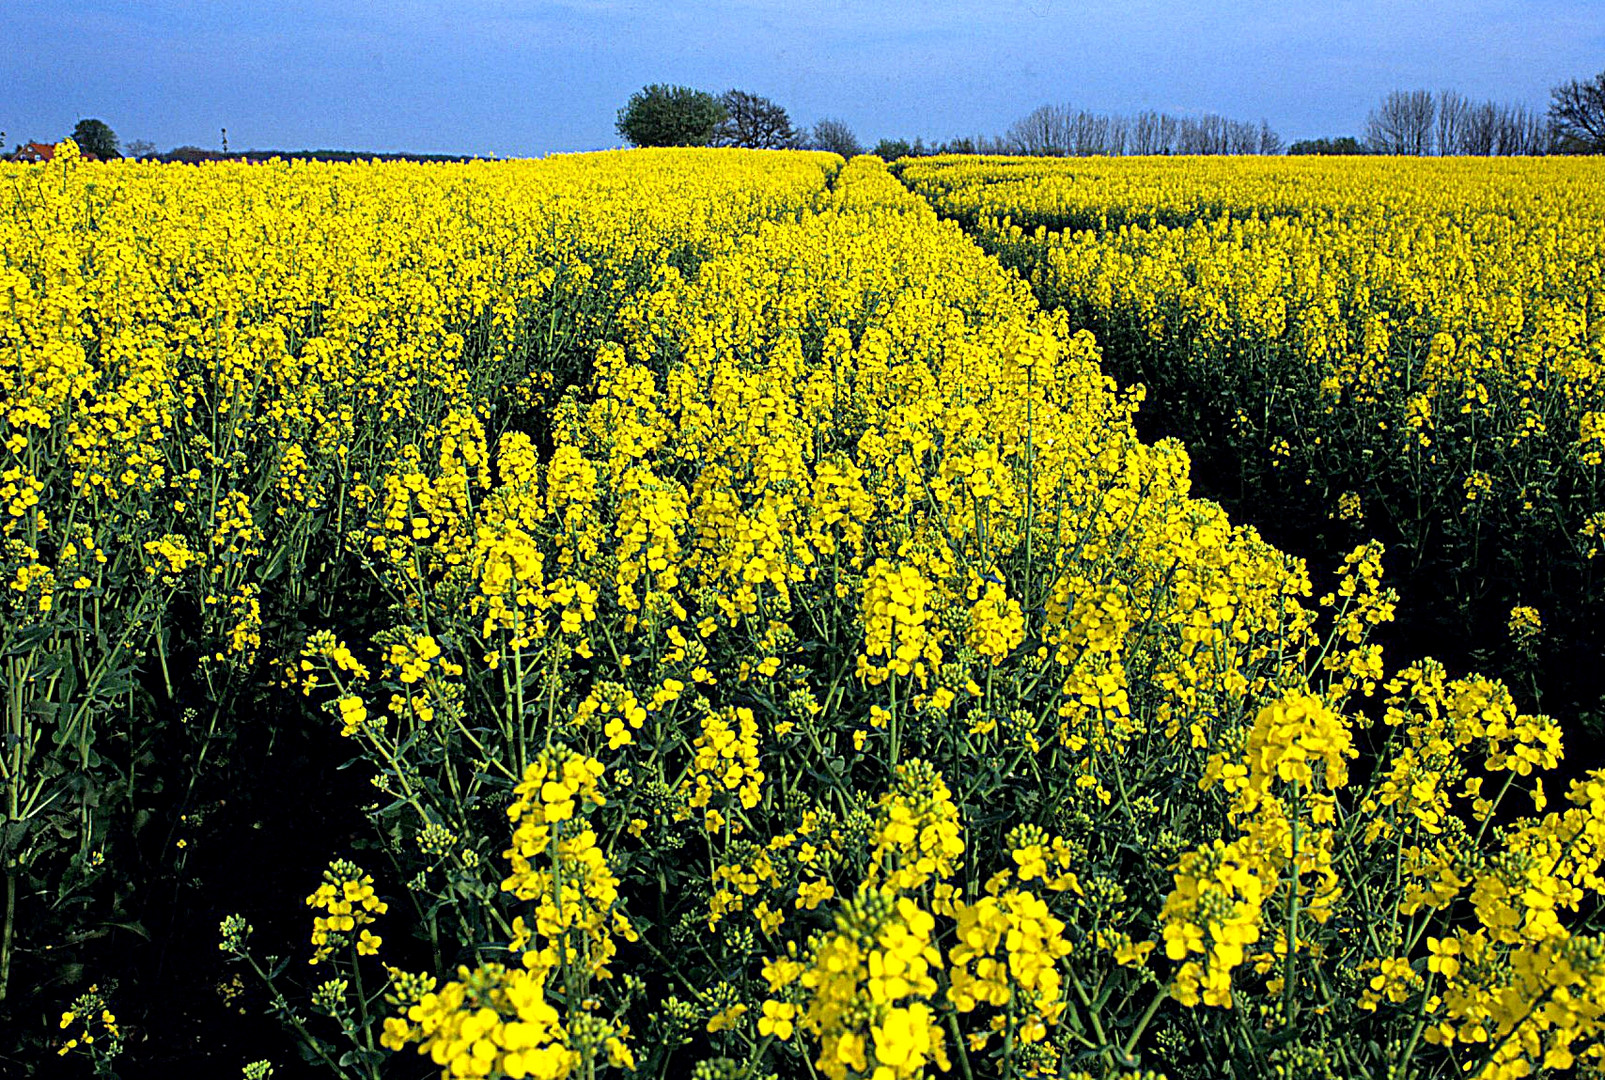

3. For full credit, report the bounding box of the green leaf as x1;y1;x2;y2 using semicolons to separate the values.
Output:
0;821;34;860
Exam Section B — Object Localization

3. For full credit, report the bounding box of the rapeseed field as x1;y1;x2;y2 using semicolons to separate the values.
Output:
5;143;1604;1079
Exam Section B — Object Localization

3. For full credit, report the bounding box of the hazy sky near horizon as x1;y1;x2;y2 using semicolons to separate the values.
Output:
3;0;1602;156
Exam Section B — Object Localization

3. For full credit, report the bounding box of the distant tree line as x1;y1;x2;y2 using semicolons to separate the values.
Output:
614;66;1605;160
27;67;1605;169
808;118;862;157
999;105;1283;156
614;86;1289;159
5;118;490;164
1301;73;1605;157
1362;89;1551;156
613;85;1290;161
180;148;487;164
613;86;980;160
864;135;1011;159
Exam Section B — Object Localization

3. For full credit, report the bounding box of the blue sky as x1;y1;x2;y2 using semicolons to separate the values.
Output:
3;0;1602;156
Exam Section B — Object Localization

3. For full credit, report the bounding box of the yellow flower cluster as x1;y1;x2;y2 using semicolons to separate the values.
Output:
1242;693;1355;796
1159;837;1267;1008
949;885;1073;1043
859;560;940;685
381;961;583;1079
1411;774;1605;1075
385;749;637;1078
786;884;951;1080
500;749;635;977
306;859;386;965
686;706;765;821
868;759;965;893
965;573;1026;663
56;985;123;1063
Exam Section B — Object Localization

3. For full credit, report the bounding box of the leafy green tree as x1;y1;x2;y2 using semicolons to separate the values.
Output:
70;118;120;159
1287;136;1368;155
873;137;934;160
615;85;726;148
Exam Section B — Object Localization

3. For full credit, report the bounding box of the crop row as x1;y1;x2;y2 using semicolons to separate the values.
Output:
902;154;1605;727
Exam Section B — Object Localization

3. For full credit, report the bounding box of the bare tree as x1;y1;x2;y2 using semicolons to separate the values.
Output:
808;118;862;158
714;90;798;149
1132;111;1162;155
1007;105;1071;155
1366;89;1436;154
1493;103;1550;155
1522;106;1555;154
1227;118;1261;154
1258;120;1285;155
1175;116;1207;154
1459;101;1498;155
1107;115;1130;156
1550;69;1605;152
1440;97;1550;155
970;133;1014;155
1435;91;1468;155
1069;110;1110;155
1177;114;1245;155
1175;115;1211;154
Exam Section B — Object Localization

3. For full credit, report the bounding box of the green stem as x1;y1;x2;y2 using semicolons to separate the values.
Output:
0;868;14;1005
944;1009;976;1080
1121;982;1167;1059
243;952;355;1080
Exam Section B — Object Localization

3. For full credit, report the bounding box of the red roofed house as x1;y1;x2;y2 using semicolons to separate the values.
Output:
7;143;104;163
10;142;55;163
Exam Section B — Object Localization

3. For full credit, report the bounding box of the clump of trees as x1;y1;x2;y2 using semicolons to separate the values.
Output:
1287;136;1368;155
1002;105;1282;156
616;85;809;149
1308;71;1605;158
873;137;921;160
868;135;1011;160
